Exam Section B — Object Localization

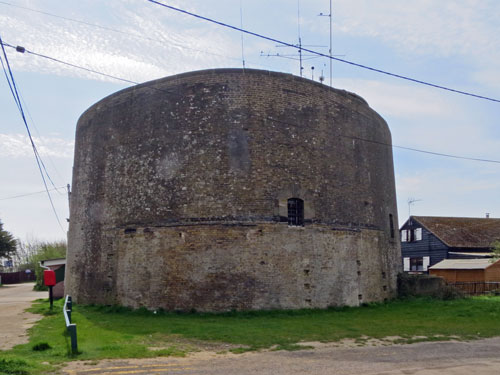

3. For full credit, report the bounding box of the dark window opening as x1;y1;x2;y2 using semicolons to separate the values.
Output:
287;198;304;226
410;257;423;271
389;214;395;238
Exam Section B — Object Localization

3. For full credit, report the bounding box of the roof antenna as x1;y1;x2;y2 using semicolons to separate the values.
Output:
260;1;327;77
408;197;422;218
297;0;303;76
318;0;332;86
240;0;246;69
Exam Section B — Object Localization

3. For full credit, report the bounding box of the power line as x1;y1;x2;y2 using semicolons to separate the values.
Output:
2;42;138;85
2;40;498;165
146;0;500;104
0;35;65;233
0;0;277;71
264;116;500;164
0;186;66;201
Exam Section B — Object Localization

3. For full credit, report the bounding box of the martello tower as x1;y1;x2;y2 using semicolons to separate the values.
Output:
66;69;401;311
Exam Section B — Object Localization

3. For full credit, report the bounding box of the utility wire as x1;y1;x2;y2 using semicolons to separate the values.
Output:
2;42;138;85
0;35;65;233
0;46;64;193
0;186;66;201
146;0;500;104
17;91;66;189
2;40;498;165
0;0;277;71
265;116;500;164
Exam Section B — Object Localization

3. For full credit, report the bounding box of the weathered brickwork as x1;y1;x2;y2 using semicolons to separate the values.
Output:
66;68;401;311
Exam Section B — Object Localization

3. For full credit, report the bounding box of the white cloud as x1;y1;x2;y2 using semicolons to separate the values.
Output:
396;168;500;224
0;1;242;83
334;78;454;118
332;0;499;58
0;134;74;158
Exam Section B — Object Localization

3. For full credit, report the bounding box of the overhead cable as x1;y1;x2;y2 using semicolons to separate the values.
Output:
265;116;500;164
2;40;498;165
146;0;500;104
0;186;66;201
0;35;66;232
0;0;275;70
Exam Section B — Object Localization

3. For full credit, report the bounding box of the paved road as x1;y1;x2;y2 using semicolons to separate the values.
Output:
64;337;500;375
0;282;46;350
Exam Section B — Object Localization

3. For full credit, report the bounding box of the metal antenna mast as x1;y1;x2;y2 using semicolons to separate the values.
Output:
297;0;303;76
260;0;327;78
239;0;246;69
407;197;422;217
319;0;332;86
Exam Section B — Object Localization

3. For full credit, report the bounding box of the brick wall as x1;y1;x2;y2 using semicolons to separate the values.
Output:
66;69;401;311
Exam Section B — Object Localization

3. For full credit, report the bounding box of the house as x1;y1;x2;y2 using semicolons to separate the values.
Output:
429;258;500;283
400;216;500;273
40;258;66;298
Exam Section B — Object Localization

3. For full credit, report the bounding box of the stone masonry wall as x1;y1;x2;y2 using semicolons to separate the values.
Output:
66;69;401;311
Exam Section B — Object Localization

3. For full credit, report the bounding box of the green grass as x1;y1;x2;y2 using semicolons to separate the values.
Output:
2;296;500;374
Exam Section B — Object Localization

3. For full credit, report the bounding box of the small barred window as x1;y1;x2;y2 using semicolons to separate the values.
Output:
287;198;304;226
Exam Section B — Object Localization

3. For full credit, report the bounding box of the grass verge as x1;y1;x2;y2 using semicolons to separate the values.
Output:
1;296;500;374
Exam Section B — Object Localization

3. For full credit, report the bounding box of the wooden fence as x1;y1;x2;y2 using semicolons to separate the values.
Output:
0;271;36;284
448;282;500;296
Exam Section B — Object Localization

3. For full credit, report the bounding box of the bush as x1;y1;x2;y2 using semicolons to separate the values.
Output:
16;240;66;291
397;273;463;300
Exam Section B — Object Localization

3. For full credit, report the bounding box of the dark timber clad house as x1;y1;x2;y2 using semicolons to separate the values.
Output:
400;216;500;273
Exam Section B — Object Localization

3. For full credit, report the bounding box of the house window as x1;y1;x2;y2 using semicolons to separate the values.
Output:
410;257;423;271
401;227;422;242
287;198;304;226
403;256;430;272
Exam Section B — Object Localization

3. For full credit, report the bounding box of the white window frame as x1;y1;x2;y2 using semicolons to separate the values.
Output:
403;257;410;271
401;230;408;242
422;256;430;271
415;228;423;241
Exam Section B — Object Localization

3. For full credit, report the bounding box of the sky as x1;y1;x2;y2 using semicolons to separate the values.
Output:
0;0;499;242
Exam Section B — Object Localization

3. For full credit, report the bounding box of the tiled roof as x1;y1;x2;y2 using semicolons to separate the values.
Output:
411;216;500;249
429;258;499;270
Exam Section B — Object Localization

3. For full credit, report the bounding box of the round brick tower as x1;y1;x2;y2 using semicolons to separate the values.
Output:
66;69;401;311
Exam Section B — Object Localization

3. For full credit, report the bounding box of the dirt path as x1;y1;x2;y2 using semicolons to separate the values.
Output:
0;282;46;350
63;337;500;375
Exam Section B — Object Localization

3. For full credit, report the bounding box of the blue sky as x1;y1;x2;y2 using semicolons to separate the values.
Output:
1;0;499;241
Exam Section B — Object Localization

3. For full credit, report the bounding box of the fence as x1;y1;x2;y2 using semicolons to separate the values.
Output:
448;282;500;296
63;295;78;354
0;271;36;284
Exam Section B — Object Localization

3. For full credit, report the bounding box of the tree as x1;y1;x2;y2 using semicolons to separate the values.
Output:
491;241;500;262
0;219;16;259
28;240;66;291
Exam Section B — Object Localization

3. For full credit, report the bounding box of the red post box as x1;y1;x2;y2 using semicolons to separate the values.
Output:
44;270;56;286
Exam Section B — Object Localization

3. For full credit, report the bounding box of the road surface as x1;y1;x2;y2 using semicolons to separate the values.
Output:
0;282;45;350
64;337;500;375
